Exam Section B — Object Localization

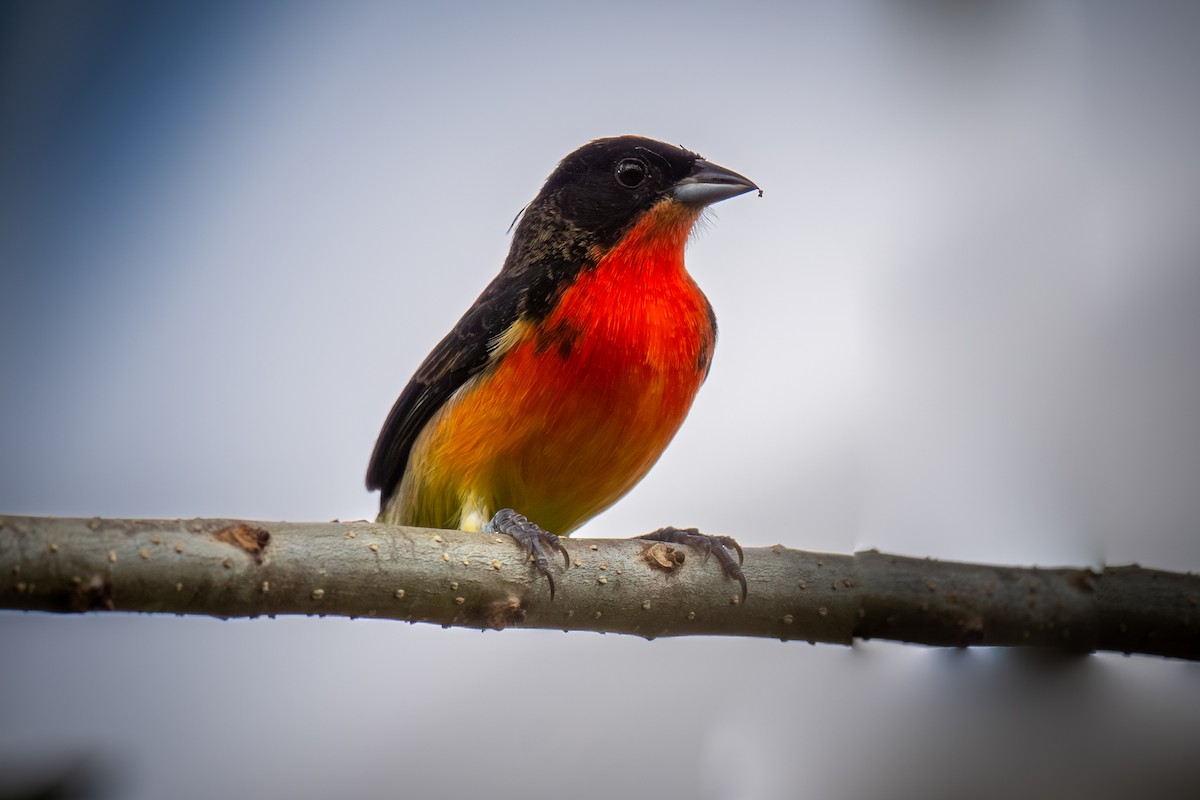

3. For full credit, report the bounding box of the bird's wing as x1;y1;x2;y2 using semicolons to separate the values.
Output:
366;267;533;509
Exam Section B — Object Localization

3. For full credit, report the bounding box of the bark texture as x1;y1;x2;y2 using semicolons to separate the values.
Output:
1;515;1196;660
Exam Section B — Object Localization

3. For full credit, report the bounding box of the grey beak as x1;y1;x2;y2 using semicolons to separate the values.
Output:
672;158;759;206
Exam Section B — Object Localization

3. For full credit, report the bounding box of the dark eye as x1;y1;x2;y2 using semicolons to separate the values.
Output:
614;157;648;188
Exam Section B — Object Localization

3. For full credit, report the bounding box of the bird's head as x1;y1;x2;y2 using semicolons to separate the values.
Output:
516;136;759;255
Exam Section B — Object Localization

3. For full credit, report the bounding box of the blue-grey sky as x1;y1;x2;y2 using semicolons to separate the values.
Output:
2;2;1199;798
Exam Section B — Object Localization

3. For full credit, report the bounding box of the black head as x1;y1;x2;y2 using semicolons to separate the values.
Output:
526;136;755;250
500;137;757;319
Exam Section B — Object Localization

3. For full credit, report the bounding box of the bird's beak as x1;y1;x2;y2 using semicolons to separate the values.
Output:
672;159;760;206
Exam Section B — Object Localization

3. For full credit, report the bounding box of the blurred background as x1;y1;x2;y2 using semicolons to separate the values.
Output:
2;1;1198;798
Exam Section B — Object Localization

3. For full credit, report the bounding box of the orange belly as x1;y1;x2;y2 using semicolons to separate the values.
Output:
399;201;715;534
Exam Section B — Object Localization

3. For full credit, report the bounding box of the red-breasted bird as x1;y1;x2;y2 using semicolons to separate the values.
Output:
367;136;758;597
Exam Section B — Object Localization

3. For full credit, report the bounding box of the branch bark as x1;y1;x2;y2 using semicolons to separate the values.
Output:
1;515;1196;660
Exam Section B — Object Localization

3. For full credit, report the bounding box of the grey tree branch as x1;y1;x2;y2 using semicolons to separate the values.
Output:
1;515;1196;660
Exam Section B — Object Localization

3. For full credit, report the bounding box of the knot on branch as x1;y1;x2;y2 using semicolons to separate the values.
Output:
211;524;271;564
483;595;527;630
642;542;684;570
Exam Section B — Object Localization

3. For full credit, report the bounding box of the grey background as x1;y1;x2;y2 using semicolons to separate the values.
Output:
2;2;1198;798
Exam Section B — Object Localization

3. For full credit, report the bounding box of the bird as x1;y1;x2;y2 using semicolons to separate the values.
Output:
367;135;758;597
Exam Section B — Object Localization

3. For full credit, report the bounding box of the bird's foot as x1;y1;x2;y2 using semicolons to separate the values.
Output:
485;508;570;599
638;527;747;601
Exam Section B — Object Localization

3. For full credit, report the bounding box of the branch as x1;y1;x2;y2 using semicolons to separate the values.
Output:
1;515;1196;660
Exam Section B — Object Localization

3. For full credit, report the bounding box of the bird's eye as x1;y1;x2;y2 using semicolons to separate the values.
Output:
614;157;648;188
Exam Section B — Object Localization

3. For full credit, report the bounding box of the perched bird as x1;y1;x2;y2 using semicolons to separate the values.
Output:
368;136;758;596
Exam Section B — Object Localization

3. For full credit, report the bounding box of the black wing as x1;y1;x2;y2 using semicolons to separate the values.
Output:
366;272;523;509
367;193;598;511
